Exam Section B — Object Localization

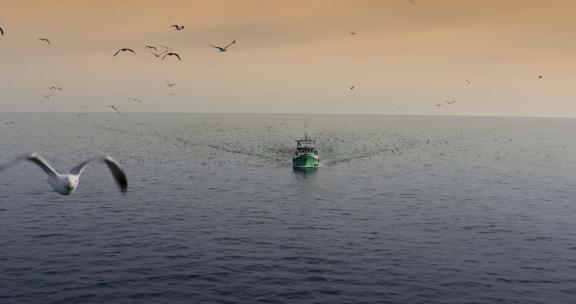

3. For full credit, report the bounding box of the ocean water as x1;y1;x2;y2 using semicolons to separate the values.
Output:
1;113;575;304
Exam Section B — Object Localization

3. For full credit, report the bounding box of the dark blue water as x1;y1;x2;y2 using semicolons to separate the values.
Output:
1;114;575;303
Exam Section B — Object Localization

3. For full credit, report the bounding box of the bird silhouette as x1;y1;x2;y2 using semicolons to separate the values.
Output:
0;27;4;36
162;52;181;61
50;86;63;91
350;32;357;35
350;86;355;90
144;45;158;52
167;81;175;87
210;40;236;52
39;38;51;45
113;48;136;56
107;105;122;114
149;49;169;58
170;24;184;30
444;100;456;105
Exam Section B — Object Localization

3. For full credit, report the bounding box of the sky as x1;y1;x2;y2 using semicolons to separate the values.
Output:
1;0;576;116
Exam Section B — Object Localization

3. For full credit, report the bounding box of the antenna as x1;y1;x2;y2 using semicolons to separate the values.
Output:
304;122;308;138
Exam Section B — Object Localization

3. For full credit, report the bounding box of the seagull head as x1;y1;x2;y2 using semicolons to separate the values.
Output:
64;175;78;190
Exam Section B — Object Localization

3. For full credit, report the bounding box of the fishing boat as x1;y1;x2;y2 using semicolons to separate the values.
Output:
293;132;319;168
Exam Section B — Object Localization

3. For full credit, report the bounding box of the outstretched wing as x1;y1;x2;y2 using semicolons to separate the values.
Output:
113;49;121;56
126;49;135;54
224;40;236;49
0;153;58;178
209;45;221;50
0;27;4;35
70;156;128;193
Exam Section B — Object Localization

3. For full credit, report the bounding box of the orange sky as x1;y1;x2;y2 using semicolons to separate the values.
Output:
2;0;576;116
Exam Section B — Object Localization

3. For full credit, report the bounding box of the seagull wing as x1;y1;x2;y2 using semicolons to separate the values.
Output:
70;156;128;193
0;27;4;35
0;153;58;178
172;53;181;61
224;40;236;49
126;49;135;54
113;49;121;56
209;45;221;50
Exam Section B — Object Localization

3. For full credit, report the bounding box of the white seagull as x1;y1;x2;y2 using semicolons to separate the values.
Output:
0;153;128;195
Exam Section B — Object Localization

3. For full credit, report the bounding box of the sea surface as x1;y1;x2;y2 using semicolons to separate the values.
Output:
1;113;575;304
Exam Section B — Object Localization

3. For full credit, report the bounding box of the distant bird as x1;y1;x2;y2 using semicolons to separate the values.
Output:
107;105;122;114
149;49;169;58
436;104;443;107
538;75;543;79
144;45;158;52
38;38;51;45
50;86;63;91
42;94;51;100
465;79;473;85
0;153;127;195
350;32;357;35
444;100;456;105
0;27;4;36
350;86;355;90
210;40;236;52
171;24;184;30
167;81;175;87
162;52;181;61
113;48;136;56
128;97;143;103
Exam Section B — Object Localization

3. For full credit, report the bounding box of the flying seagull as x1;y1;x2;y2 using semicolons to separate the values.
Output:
465;79;473;85
50;86;63;91
162;52;181;61
210;40;236;52
167;81;175;87
149;49;169;58
107;105;122;114
128;97;143;103
171;24;184;30
0;153;127;195
39;38;51;45
350;32;357;35
144;45;158;52
445;100;456;105
113;48;136;56
350;86;355;90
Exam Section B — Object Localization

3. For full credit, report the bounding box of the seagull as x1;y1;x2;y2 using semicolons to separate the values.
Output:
171;24;184;30
149;49;169;58
167;81;175;87
42;94;51;100
107;105;122;114
162;52;181;61
113;48;136;56
538;75;543;79
144;45;158;52
0;153;127;195
465;79;473;85
444;100;456;105
350;86;355;90
128;97;143;103
350;32;357;35
210;40;236;52
39;38;51;45
0;27;4;36
50;86;63;91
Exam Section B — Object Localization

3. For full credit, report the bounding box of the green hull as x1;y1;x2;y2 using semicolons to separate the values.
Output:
293;154;319;168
